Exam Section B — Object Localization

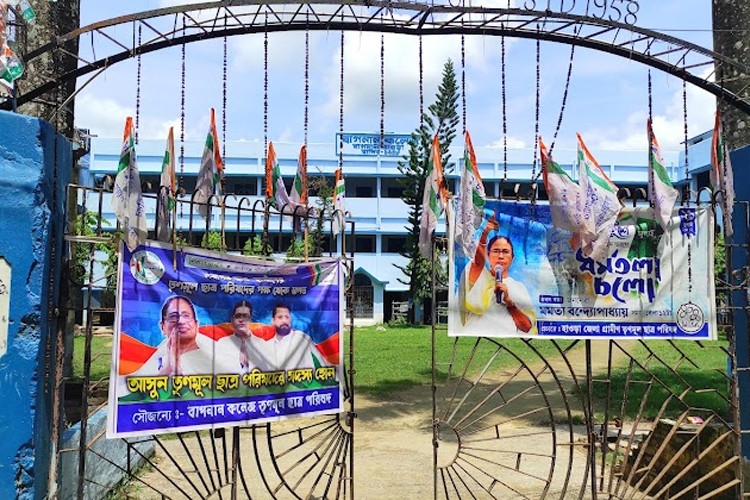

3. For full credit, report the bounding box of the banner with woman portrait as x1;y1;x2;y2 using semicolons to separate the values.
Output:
449;201;716;340
107;241;344;438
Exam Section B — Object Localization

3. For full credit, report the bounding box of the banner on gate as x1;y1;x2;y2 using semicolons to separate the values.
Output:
449;201;716;340
107;241;344;438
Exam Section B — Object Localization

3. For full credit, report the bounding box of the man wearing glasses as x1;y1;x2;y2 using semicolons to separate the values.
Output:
464;218;535;335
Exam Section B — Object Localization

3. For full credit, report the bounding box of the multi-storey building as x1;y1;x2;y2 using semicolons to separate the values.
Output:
84;131;710;325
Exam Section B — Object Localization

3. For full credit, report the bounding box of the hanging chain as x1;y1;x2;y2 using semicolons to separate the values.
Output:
531;26;540;188
647;68;654;208
380;22;385;151
135;24;142;145
222;13;227;161
179;16;186;214
419;33;424;129
501;26;507;181
549;25;578;156
264;13;268;153
682;79;692;294
304;12;309;147
338;20;344;172
461;31;467;135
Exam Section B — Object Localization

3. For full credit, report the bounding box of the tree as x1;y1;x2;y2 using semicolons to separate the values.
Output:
396;60;460;322
71;211;117;306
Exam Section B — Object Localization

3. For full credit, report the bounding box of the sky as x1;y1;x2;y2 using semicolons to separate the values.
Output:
73;1;717;165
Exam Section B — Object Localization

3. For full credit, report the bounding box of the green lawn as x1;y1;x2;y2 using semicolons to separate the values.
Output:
346;325;576;398
72;335;114;382
589;340;731;420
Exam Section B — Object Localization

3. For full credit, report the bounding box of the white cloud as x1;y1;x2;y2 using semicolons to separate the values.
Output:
581;72;715;158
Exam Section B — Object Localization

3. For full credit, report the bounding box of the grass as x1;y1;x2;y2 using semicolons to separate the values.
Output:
347;325;576;398
72;335;114;382
72;327;730;421
589;340;731;420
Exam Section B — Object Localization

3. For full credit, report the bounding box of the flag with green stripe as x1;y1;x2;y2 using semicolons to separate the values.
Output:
456;130;486;258
112;116;147;251
332;168;346;235
577;133;622;260
194;108;224;220
647;119;678;232
156;126;176;242
540;136;584;235
419;134;448;258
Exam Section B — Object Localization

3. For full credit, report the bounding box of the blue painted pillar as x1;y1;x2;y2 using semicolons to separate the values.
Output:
729;144;750;459
0;110;72;499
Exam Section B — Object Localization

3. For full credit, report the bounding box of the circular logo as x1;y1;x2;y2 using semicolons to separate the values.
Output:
676;302;704;334
129;250;165;285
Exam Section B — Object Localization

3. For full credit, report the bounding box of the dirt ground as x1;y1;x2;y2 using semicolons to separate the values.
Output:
131;341;617;499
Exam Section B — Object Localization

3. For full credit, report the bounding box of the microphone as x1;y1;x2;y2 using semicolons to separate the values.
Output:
495;265;504;304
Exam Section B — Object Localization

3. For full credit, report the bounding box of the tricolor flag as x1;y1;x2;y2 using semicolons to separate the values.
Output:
289;145;312;231
456;130;486;258
647;119;678;232
156;127;176;242
332;168;346;235
194;108;223;220
577;133;621;261
290;145;308;206
419;134;448;258
540;136;583;234
112;117;147;251
266;141;293;210
711;109;735;237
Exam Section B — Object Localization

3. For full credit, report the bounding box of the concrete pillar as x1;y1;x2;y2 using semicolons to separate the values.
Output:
713;0;750;150
0;111;71;499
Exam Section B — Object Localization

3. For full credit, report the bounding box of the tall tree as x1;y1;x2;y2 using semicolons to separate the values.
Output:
396;60;459;321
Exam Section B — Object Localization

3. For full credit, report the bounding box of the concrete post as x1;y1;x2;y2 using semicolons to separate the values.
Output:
713;0;750;150
0;111;71;499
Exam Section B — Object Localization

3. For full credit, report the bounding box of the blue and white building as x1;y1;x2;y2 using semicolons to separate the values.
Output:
83;131;712;325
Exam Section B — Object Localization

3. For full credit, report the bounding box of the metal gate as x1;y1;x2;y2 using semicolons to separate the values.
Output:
430;194;748;499
55;184;356;499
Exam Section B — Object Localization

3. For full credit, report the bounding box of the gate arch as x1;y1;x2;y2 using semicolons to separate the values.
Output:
6;1;750;114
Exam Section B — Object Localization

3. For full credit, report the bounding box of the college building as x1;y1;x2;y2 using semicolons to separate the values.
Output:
82;131;714;325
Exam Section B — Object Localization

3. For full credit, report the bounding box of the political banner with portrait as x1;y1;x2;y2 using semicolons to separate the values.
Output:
107;241;344;438
449;201;716;340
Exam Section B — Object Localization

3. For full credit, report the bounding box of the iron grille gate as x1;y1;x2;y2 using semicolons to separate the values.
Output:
54;185;356;499
54;184;748;499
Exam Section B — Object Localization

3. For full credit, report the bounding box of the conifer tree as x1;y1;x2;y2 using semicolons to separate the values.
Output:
396;60;459;322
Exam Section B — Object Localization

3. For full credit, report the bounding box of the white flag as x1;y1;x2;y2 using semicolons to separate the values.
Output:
540;136;584;235
647;119;678;232
577;133;622;261
112;116;147;251
419;134;448;258
332;167;346;235
156;127;176;242
194;108;223;220
456;131;486;258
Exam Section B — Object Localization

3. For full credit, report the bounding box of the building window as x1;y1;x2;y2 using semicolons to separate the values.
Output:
354;235;375;253
350;274;374;319
381;178;404;198
232;182;258;196
383;235;407;253
346;177;377;198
